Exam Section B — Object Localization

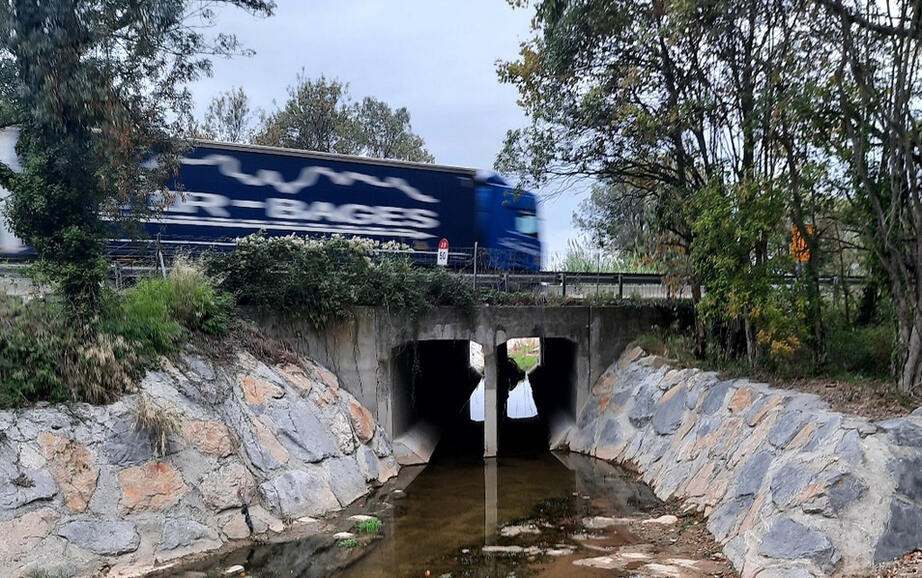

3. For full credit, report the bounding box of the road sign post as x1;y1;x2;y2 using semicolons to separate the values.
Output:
437;238;449;267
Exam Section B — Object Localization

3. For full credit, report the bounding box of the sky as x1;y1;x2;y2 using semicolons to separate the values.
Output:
190;0;587;265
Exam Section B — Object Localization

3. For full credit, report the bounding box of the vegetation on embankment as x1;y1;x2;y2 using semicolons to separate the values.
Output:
0;260;232;409
631;302;916;419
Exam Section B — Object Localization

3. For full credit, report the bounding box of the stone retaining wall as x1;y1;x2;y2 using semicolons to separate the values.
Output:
564;347;922;577
0;349;397;577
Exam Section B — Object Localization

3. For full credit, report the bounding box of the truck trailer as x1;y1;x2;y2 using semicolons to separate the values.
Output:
0;131;542;270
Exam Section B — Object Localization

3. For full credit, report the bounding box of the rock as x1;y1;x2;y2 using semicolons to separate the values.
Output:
277;364;314;392
348;399;375;443
239;375;284;406
0;469;57;510
333;531;355;540
220;513;251;540
261;468;340;518
700;381;733;415
707;496;752;541
875;498;922;563
759;518;841;573
323;457;367;507
200;462;256;511
628;384;657;428
770;464;811;507
181;420;235;457
835;430;863;465
118;462;188;513
652;385;686;435
828;473;866;513
160;518;219;551
641;514;678;525
728;387;754;413
769;411;806;448
243;417;290;472
104;414;154;467
736;451;772;497
357;444;379;482
878;418;922;447
269;400;340;463
38;432;98;513
223;564;246;575
745;395;784;427
803;414;842;452
58;520;140;555
893;456;922;503
0;507;59;561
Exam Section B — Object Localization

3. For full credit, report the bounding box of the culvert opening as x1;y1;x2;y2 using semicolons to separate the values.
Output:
391;337;579;461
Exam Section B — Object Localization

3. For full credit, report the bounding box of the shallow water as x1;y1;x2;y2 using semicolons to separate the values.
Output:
178;452;729;578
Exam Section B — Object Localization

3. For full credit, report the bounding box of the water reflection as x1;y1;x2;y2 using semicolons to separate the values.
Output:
469;375;539;422
180;453;667;578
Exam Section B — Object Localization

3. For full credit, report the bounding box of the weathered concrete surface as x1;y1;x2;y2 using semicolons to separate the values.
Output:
0;348;397;578
256;304;686;448
565;347;922;576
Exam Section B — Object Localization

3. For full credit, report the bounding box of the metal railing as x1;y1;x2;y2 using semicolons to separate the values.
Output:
0;240;868;300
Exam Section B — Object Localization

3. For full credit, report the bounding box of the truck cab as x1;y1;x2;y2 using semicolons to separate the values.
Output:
475;173;541;271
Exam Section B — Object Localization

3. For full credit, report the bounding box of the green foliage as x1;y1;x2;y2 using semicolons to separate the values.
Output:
0;0;274;316
0;262;231;409
208;235;473;327
252;73;434;162
338;538;359;549
356;517;382;533
510;352;539;372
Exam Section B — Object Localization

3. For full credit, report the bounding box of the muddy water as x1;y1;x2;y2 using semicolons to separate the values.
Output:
182;452;732;578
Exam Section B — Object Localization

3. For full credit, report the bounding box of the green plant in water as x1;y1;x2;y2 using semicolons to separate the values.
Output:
356;517;382;533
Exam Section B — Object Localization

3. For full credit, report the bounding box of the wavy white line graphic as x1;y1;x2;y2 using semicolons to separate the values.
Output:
182;154;439;203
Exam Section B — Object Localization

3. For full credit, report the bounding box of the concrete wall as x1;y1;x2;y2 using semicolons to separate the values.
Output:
256;304;682;456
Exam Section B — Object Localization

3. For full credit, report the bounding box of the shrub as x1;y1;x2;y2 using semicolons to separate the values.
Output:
209;235;475;326
0;260;231;409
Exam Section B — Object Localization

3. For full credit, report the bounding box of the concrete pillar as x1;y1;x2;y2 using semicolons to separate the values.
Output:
484;458;497;545
483;350;498;458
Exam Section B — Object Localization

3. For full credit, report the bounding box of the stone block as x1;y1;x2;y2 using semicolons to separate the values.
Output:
875;498;922;563
58;520;140;556
160;518;219;551
38;432;98;513
118;461;188;513
759;518;840;573
199;462;256;511
260;468;340;518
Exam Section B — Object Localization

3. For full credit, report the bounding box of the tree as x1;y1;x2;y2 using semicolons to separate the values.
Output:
0;0;274;317
200;87;259;143
498;0;834;365
818;0;922;393
254;74;434;162
254;74;353;152
347;98;435;163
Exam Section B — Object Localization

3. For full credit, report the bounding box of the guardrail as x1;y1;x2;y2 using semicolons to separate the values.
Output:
0;241;868;300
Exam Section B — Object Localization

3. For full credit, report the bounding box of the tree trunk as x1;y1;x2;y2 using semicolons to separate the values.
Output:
745;316;758;368
691;279;707;359
898;312;922;395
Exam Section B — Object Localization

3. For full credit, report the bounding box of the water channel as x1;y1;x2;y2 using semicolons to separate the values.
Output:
170;445;732;578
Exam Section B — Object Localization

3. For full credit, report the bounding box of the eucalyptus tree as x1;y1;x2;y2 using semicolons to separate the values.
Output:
0;0;274;317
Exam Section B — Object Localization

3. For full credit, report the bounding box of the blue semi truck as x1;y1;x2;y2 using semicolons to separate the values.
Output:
0;131;542;270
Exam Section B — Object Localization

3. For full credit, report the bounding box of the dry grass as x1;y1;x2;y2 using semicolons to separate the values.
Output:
133;393;180;457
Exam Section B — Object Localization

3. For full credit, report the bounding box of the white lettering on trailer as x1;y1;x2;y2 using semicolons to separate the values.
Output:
165;192;230;217
182;154;440;203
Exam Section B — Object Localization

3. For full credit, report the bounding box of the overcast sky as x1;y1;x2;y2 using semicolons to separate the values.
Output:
190;0;587;265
